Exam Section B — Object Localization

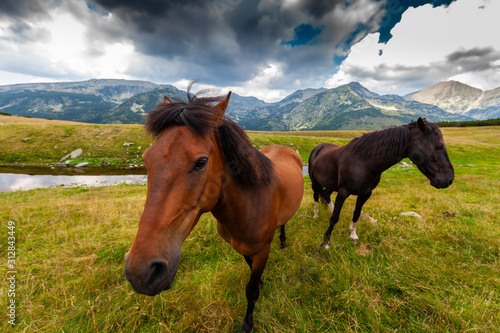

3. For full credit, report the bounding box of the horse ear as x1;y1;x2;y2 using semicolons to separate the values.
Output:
163;96;172;105
213;91;231;125
417;117;432;135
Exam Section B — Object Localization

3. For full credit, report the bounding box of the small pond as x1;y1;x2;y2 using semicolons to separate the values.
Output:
0;166;147;192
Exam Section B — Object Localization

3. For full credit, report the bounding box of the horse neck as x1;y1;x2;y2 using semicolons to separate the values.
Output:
376;152;406;173
210;159;273;224
210;178;248;229
359;125;410;173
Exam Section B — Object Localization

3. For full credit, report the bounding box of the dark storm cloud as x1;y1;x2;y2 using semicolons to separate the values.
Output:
0;0;461;90
0;0;49;19
447;47;495;62
88;0;388;86
446;47;500;72
0;0;54;44
292;0;344;19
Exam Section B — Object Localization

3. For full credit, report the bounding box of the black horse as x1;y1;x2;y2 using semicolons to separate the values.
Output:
309;118;454;248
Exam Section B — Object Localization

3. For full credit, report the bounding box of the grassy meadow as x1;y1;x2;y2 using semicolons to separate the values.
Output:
1;116;499;332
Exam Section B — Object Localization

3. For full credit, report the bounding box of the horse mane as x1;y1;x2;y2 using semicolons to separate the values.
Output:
349;123;412;159
145;88;275;187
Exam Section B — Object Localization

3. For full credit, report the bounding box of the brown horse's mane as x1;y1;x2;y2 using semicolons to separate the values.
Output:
349;123;415;159
145;89;275;187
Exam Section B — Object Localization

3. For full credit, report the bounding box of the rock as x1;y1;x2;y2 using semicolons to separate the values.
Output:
70;149;83;158
399;211;423;220
60;148;83;162
400;161;412;169
75;162;89;168
22;138;31;142
123;142;134;147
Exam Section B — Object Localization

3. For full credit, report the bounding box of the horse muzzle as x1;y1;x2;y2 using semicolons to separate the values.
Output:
430;175;454;189
124;256;178;296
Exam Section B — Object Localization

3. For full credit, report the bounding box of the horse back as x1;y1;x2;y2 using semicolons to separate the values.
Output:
260;145;304;226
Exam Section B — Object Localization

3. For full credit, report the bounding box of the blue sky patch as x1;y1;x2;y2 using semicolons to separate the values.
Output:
283;24;322;47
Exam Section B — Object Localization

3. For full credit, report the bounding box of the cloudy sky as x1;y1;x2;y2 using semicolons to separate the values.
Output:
0;0;498;101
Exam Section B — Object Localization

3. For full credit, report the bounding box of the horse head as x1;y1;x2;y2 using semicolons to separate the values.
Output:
407;118;454;189
124;92;231;296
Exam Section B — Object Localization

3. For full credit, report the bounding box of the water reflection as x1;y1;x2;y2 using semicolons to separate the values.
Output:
0;173;147;192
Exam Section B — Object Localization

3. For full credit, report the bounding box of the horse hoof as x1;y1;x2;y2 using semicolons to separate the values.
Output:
320;243;330;249
313;213;319;219
349;237;359;243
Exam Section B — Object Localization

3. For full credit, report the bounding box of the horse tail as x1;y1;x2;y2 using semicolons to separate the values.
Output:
308;145;328;205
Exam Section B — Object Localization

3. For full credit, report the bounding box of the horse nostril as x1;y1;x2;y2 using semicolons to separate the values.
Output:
448;178;454;186
148;259;169;286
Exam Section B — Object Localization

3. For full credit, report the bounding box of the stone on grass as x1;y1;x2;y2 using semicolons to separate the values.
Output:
399;211;423;220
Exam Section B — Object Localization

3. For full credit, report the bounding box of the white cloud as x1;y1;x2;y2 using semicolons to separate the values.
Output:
237;63;289;101
326;0;500;94
172;63;290;102
0;1;138;84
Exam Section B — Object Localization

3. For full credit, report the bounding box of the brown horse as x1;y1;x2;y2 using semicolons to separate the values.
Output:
124;88;304;332
309;118;454;248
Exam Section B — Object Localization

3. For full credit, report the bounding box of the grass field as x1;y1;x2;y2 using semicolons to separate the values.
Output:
1;117;499;332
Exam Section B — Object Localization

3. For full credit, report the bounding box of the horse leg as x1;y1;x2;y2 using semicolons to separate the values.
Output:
349;192;372;242
312;185;334;218
312;178;322;218
313;201;319;218
241;249;269;333
244;255;253;270
323;188;335;213
279;225;287;249
244;255;264;288
313;200;334;218
321;189;349;249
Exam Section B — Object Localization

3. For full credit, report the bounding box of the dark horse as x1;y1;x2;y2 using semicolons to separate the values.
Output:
124;88;304;332
309;118;454;248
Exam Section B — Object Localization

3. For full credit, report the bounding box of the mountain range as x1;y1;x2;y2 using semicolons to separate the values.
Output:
1;79;498;130
405;80;500;120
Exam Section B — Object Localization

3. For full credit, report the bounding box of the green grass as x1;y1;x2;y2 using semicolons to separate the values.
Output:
0;122;150;168
1;124;499;332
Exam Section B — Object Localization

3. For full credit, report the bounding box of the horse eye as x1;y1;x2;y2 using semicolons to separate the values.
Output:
436;144;444;150
193;157;208;171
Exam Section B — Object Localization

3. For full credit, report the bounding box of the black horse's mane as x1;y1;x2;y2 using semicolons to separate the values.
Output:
145;89;274;187
349;122;415;159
